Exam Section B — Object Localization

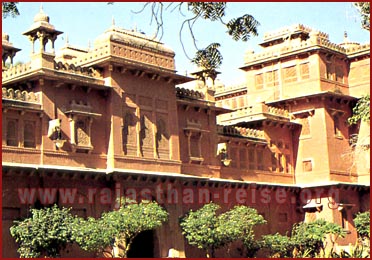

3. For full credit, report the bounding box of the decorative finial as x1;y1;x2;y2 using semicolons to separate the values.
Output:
88;40;91;50
343;31;348;43
112;16;115;26
65;33;69;45
40;4;43;12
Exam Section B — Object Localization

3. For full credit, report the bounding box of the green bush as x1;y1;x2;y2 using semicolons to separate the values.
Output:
354;211;370;239
10;205;76;258
180;203;266;258
72;197;168;257
261;233;293;257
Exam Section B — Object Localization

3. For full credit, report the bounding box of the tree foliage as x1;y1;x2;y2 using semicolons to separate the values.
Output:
131;2;260;71
192;43;223;71
10;205;76;258
226;14;259;41
218;205;266;257
262;219;346;258
348;95;370;125
353;2;370;31
73;198;168;257
180;203;265;258
2;2;19;18
262;233;293;258
71;216;114;254
354;211;370;239
291;219;346;257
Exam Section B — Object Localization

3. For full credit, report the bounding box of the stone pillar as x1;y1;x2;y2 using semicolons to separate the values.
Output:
29;36;36;54
69;116;76;145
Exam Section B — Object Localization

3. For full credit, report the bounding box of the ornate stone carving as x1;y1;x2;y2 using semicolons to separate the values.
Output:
2;87;39;103
139;112;153;157
76;120;90;146
155;117;169;158
122;110;137;155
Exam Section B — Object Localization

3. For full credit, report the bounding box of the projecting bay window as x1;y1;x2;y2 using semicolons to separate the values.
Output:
329;109;344;139
65;112;101;153
185;131;203;164
184;119;207;164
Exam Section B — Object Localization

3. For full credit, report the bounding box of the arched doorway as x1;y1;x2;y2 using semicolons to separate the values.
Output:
127;230;155;258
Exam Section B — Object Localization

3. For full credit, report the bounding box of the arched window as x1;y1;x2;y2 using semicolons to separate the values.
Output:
333;115;342;137
6;120;18;146
24;121;36;148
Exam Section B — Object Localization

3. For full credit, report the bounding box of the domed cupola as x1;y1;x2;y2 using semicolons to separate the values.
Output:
23;5;63;55
2;32;10;42
2;32;21;69
33;5;50;23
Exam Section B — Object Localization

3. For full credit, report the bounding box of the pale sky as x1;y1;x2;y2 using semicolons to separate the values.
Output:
2;2;370;85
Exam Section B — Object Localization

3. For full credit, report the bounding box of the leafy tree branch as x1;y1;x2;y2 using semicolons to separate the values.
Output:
353;2;370;31
348;95;370;125
2;2;19;18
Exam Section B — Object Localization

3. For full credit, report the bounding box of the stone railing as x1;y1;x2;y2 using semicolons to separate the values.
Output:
111;43;175;70
72;44;110;65
2;62;33;81
215;83;247;94
2;87;40;103
2;58;103;82
176;87;204;100
238;104;289;118
71;42;175;71
265;105;290;118
244;34;352;64
218;103;290;122
54;61;102;78
345;43;370;54
315;37;346;53
217;125;265;140
69;100;92;112
263;24;315;41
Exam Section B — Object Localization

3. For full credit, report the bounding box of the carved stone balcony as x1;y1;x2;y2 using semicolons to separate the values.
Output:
217;103;290;126
217;125;266;141
2;87;42;112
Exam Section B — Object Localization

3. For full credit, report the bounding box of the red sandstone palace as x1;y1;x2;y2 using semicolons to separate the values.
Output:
2;7;370;258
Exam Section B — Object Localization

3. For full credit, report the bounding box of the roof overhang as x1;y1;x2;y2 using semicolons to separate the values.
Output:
75;55;194;85
265;91;358;107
